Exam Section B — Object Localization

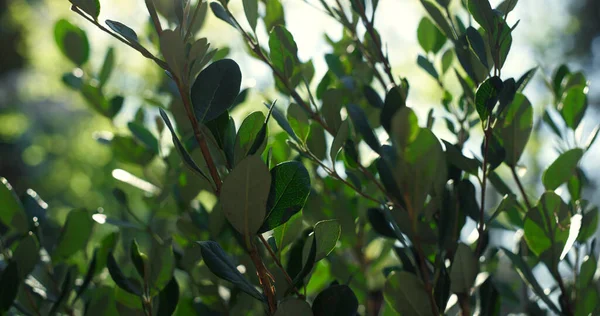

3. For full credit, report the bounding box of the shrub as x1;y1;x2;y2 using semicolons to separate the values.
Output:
0;0;597;315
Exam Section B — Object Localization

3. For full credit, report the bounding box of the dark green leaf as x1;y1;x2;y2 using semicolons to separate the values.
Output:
450;243;479;293
107;251;143;295
159;109;210;182
501;248;562;314
287;103;310;142
542;148;584;190
269;25;299;79
466;26;488;68
475;76;503;120
367;208;396;238
496;0;518;15
130;240;148;280
191;59;242;122
106;20;139;43
0;177;28;233
268;103;300;142
420;0;455;40
467;0;495;32
98;47;115;87
12;234;39;279
234;111;267;164
516;67;537;93
417;55;439;79
54;19;90;66
363;85;384;109
243;0;259;31
197;241;265;301
480;277;501;316
74;249;97;303
384;271;432;315
221;155;271;237
330;120;349;165
128;122;159;154
209;2;236;27
381;87;406;133
49;266;75;316
0;261;18;313
158;277;179;316
346;104;381;153
552;64;571;97
496;93;533;166
70;0;101;20
259;161;310;233
441;49;454;74
312;284;358;316
275;298;313;316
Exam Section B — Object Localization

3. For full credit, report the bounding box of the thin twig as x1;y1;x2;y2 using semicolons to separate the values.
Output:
476;120;492;256
258;235;304;298
248;240;277;314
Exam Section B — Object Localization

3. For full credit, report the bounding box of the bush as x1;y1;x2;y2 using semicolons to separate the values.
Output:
0;0;597;315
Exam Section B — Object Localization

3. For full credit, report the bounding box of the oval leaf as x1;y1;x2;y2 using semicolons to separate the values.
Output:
191;59;242;122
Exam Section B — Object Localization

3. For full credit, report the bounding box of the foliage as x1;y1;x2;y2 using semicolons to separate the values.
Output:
0;0;598;315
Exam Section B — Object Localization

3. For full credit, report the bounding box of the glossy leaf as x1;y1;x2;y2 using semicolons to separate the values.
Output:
106;20;139;43
523;192;570;260
259;161;310;233
209;2;236;28
221;155;271;238
466;26;488;68
191;59;242;122
198;241;265;301
269;25;299;79
234;111;267;164
542;148;584;190
475;76;503;120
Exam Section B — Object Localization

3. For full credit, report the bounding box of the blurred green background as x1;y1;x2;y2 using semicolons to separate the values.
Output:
0;0;599;228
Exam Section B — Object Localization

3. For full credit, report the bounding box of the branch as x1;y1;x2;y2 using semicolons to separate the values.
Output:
258;235;304;298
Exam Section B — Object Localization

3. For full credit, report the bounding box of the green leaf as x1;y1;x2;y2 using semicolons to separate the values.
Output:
579;255;596;289
106;20;139;43
259;161;311;233
420;0;455;40
69;0;101;20
221;155;271;238
159;109;210;183
578;208;598;242
466;27;488;68
417;55;439;79
515;67;537;93
501;248;562;314
475;76;503;120
74;250;97;302
98;47;115;87
542;148;584;190
443;140;480;174
210;2;236;27
269;25;299;79
159;29;186;79
311;284;358;316
381;86;406;133
523;192;570;260
346;104;381;153
157;277;179;316
264;0;285;31
480;277;501;316
275;298;313;316
243;0;259;31
287;103;310;143
0;177;28;233
307;123;327;160
234;111;267;164
107;252;143;295
496;0;518;15
495;93;533;166
130;240;148;280
330;120;350;165
560;86;588;129
384;271;433;315
128;122;159;154
303;220;341;263
52;209;94;262
269;104;300;142
450;243;479;293
467;0;495;32
54;19;90;66
12;234;40;279
490;16;513;70
363;85;384;109
197;241;265;301
391;107;420;150
417;17;446;53
191;59;242;122
148;239;174;295
441;49;454;74
0;261;18;313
